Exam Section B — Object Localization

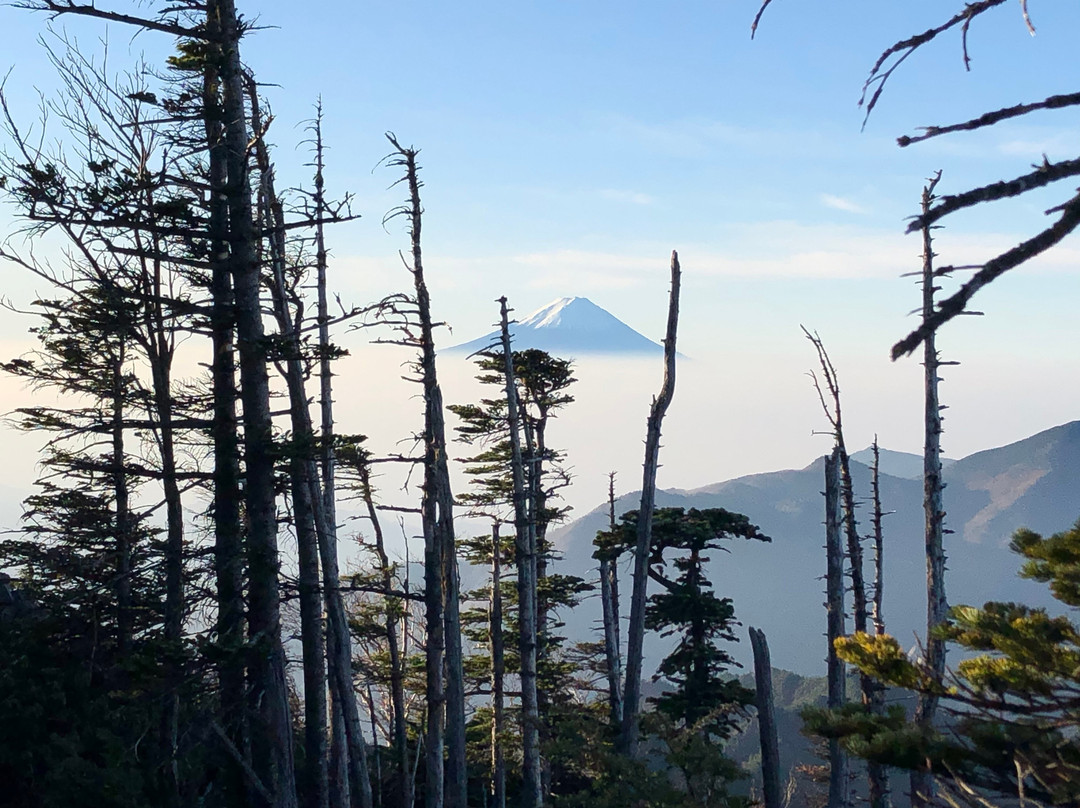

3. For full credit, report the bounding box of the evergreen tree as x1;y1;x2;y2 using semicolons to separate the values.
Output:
808;519;1080;808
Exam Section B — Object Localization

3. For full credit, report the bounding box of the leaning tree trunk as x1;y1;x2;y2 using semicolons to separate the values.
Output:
498;296;542;808
215;1;298;803
825;449;848;808
620;251;681;757
599;472;623;727
913;173;948;808
258;156;330;808
749;627;781;808
250;102;372;808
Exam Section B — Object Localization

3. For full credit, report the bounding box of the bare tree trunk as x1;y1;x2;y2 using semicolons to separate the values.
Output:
498;297;542;808
825;449;848;808
803;326;877;808
749;627;781;808
489;524;506;808
913;173;948;808
366;685;383;808
519;393;551;801
868;440;890;808
215;1;298;802
360;467;412;808
385;136;464;808
331;700;351;808
599;473;623;728
620;251;681;758
251;90;330;808
204;25;249;801
310;105;354;808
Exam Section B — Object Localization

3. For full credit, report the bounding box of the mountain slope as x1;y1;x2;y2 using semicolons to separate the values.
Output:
446;296;662;356
549;421;1080;675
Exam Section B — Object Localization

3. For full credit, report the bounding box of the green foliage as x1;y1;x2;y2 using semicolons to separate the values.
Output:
817;518;1080;806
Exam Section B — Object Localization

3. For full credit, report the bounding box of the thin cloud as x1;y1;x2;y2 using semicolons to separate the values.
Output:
820;193;867;214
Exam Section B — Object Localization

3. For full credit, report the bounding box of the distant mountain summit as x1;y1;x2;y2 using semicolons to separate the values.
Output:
446;297;662;356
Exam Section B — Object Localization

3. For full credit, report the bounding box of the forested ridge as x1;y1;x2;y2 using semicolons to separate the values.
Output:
1;3;1080;808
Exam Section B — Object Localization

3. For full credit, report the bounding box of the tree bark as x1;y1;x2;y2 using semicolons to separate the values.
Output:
111;351;133;658
620;251;681;757
825;449;848;808
913;173;947;808
498;297;542;808
490;523;506;808
599;473;623;728
215;2;298;802
204;22;249;800
868;440;890;808
386;136;464;808
311;107;353;808
749;627;781;808
259;157;330;808
361;467;411;808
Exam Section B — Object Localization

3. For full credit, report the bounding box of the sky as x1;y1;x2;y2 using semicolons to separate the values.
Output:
1;1;1080;524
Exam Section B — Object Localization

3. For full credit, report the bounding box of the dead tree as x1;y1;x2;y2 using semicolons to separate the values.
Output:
383;135;466;808
599;472;624;728
749;627;782;808
620;250;681;757
250;89;329;808
824;449;848;808
358;463;412;808
248;80;374;808
805;327;883;806
912;173;950;808
752;3;1080;360
867;438;890;808
497;296;543;808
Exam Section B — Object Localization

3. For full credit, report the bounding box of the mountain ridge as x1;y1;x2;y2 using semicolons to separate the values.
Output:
549;420;1080;675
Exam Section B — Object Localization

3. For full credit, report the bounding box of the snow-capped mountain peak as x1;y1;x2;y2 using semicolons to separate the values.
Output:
447;296;662;356
518;297;581;329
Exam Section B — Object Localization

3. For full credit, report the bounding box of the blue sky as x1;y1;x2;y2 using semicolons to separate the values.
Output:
1;1;1079;516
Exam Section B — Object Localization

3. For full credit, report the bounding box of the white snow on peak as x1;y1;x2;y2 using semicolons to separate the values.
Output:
518;297;586;329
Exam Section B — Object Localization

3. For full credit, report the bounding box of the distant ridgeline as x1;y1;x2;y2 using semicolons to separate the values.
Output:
446;296;664;356
551;420;1080;675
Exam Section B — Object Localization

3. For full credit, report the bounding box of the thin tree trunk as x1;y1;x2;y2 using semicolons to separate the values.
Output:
749;627;781;808
913;173;947;808
825;449;848;808
331;699;351;808
360;467;412;808
252;90;330;808
599;473;623;728
620;251;681;757
868;440;890;808
111;351;132;658
385;136;464;808
498;297;542;808
489;523;506;808
520;394;550;801
310;104;354;808
366;685;383;808
215;0;298;801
